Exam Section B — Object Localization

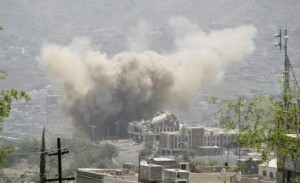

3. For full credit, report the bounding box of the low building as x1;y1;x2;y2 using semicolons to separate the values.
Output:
164;169;189;183
147;157;177;168
128;111;179;142
76;168;136;183
196;146;222;156
139;164;163;183
259;158;277;180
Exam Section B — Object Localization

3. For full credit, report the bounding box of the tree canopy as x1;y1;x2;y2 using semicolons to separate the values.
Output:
209;83;300;163
0;26;30;167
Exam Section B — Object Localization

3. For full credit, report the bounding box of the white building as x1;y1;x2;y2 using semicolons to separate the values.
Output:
258;159;277;180
128;111;179;142
204;128;236;147
159;126;205;155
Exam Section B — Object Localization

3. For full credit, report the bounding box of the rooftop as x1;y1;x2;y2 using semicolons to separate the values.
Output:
164;168;189;173
150;157;175;162
259;158;277;168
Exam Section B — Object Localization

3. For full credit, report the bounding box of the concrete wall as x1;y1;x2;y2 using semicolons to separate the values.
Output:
190;163;234;173
76;170;104;183
240;176;276;183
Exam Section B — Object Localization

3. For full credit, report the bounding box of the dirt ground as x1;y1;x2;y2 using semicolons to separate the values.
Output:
2;159;39;183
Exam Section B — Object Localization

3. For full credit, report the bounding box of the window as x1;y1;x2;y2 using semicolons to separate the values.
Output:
270;172;274;178
263;170;267;177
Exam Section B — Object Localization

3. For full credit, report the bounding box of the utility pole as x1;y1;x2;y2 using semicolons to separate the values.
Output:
274;28;291;183
138;154;141;183
116;121;119;138
275;29;290;107
88;124;97;142
46;138;75;183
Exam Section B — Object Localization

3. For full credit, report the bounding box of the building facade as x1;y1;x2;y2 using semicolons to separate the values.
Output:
128;111;180;142
204;128;236;147
159;126;205;155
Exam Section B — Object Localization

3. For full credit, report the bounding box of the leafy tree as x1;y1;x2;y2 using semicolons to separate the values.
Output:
209;82;300;180
0;26;30;168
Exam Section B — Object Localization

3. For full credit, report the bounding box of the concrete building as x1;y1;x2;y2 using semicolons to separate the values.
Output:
139;164;163;183
259;159;277;180
76;168;136;183
158;126;205;155
128;111;179;142
180;126;205;150
147;157;177;168
159;132;182;155
164;169;189;183
204;128;236;147
158;126;237;154
196;146;222;156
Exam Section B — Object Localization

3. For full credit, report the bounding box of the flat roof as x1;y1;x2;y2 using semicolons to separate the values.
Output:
161;131;180;135
197;146;221;149
150;157;175;161
164;169;189;173
141;164;162;167
259;158;277;168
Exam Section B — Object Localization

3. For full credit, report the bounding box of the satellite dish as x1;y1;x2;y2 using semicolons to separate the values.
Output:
236;171;242;182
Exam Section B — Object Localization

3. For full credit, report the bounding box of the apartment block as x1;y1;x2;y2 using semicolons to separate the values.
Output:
204;128;236;147
128;111;179;142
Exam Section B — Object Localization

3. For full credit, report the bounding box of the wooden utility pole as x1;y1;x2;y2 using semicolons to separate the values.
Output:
46;138;75;182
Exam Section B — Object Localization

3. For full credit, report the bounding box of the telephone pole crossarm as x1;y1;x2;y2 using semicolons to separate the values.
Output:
45;138;75;183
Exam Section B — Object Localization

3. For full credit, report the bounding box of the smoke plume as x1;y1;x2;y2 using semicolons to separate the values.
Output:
40;17;256;138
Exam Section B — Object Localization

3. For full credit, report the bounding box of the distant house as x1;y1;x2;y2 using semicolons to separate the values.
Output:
164;169;189;183
147;157;177;167
259;158;277;180
76;168;136;183
127;111;179;142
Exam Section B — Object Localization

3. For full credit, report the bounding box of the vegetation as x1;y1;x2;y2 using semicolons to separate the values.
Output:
209;82;300;176
61;136;119;174
0;26;30;168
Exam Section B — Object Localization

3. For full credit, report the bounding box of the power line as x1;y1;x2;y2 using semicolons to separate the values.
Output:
45;138;75;183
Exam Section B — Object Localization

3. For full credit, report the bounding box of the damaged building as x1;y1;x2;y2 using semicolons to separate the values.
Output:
159;126;237;155
127;111;180;142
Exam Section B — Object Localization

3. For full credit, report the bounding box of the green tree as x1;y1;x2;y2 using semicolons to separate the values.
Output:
40;127;46;183
0;26;30;168
209;82;300;180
